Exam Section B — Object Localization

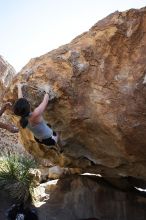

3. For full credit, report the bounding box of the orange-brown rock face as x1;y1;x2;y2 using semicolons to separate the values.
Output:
5;8;146;180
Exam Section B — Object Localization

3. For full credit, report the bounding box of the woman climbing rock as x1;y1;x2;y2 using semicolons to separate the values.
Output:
0;102;18;133
13;83;59;148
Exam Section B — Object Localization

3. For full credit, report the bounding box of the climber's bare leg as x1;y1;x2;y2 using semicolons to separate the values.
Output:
0;122;19;133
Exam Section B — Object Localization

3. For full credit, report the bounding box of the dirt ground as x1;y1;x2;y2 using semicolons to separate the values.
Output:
0;190;45;220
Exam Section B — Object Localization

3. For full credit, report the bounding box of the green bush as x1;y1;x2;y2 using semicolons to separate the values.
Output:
0;153;37;203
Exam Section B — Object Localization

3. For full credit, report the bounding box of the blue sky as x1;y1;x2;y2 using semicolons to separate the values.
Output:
0;0;146;72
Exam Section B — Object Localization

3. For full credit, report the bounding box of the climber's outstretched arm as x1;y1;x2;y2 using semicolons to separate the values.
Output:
17;83;24;98
32;85;50;118
33;93;49;117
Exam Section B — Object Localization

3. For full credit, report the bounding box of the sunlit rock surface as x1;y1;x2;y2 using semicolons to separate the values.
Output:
4;8;146;182
0;55;16;98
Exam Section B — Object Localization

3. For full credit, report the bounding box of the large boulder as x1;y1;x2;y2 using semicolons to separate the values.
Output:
36;175;146;220
4;8;146;181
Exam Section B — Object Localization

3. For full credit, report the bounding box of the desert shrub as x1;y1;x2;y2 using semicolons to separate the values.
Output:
0;153;37;203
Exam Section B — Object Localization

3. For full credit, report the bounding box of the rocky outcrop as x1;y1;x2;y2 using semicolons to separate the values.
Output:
0;55;16;98
4;8;146;182
36;175;146;220
0;56;24;154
